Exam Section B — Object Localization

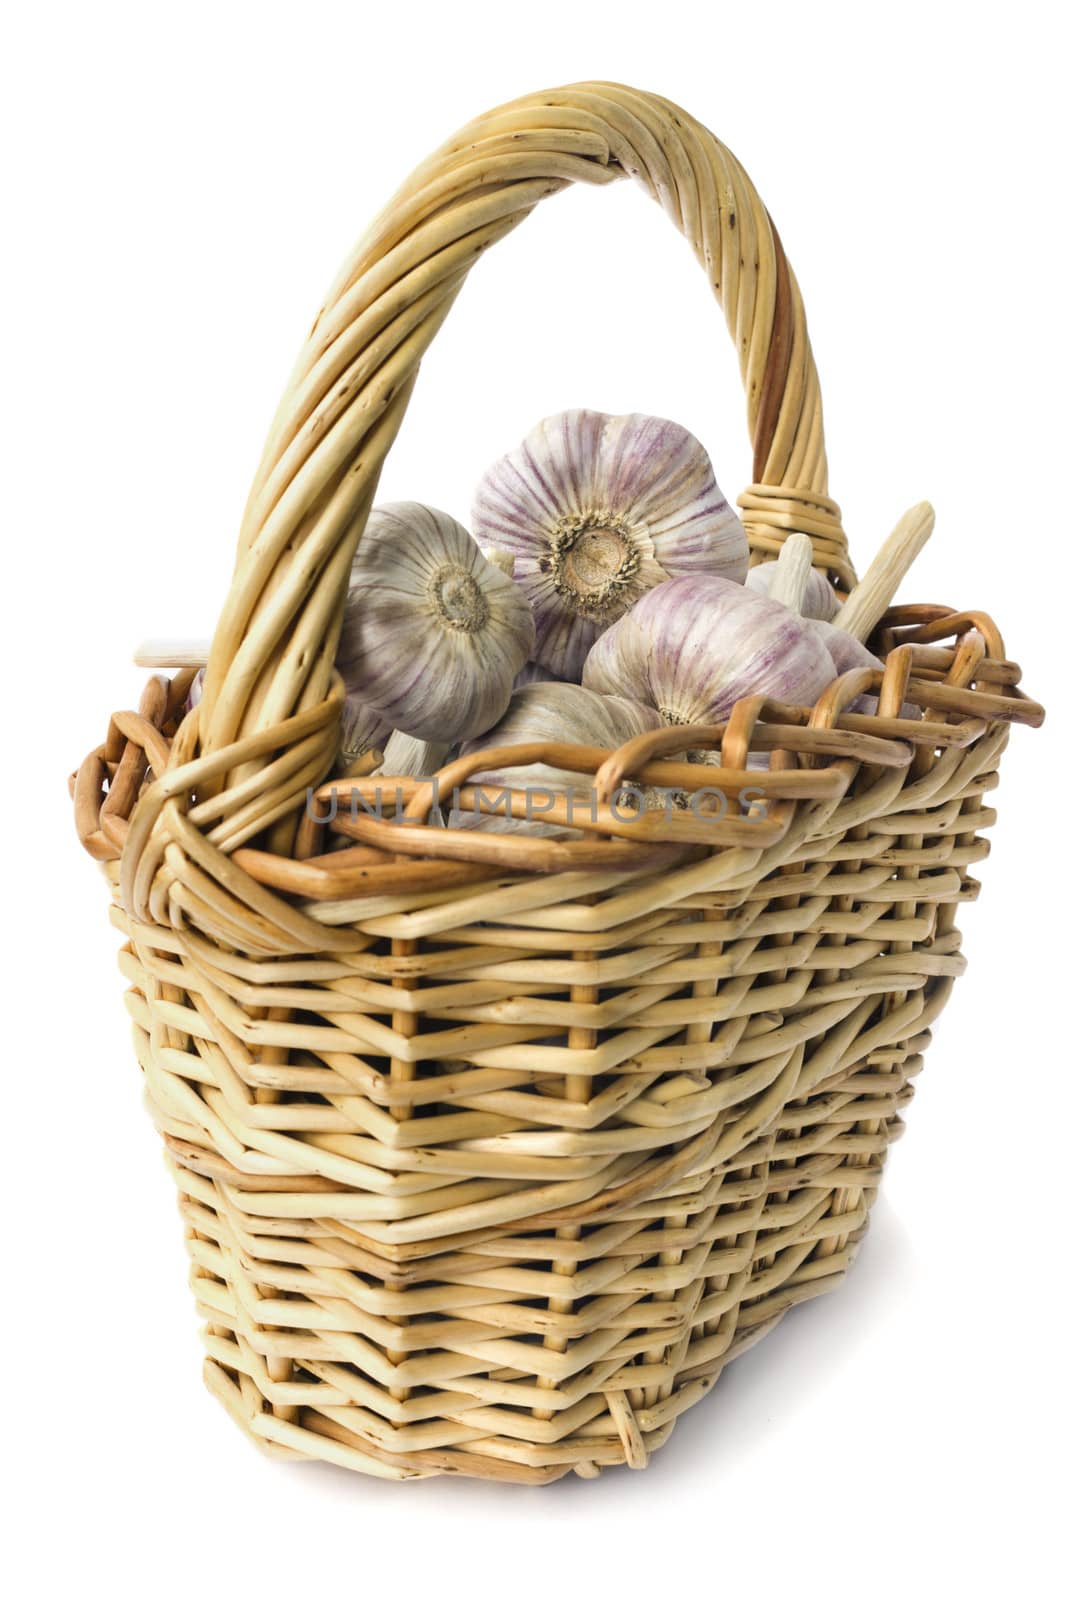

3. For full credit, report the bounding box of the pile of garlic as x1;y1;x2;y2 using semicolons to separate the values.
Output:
328;408;902;832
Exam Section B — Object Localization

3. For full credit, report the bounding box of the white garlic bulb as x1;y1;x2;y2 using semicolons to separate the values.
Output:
471;410;748;681
453;681;662;836
337;503;535;743
583;576;838;729
746;555;839;620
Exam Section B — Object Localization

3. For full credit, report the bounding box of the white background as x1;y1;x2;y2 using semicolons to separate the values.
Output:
4;3;1060;1596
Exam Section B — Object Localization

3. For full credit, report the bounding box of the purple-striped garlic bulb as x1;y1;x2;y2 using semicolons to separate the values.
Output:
453;681;662;836
337;503;534;744
471;411;747;681
745;557;839;620
812;622;883;679
809;622;919;719
582;576;838;730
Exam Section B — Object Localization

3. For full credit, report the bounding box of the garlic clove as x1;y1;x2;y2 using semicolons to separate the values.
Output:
379;729;454;778
337;502;535;744
583;575;838;729
472;410;747;681
453;680;662;836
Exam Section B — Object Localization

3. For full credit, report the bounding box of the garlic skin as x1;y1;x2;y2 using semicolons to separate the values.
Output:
339;695;391;769
454;681;662;835
746;558;839;621
482;547;515;577
379;729;453;778
337;503;535;743
513;660;561;691
850;692;916;718
471;411;748;681
811;621;883;678
186;667;205;712
583;576;838;728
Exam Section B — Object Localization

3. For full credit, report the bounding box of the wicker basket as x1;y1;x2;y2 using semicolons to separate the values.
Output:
72;82;1043;1484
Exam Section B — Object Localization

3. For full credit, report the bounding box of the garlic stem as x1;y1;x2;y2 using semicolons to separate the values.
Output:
766;534;814;613
133;637;211;668
833;501;934;642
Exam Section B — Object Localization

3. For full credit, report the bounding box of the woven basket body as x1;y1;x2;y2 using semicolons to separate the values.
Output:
73;83;1042;1484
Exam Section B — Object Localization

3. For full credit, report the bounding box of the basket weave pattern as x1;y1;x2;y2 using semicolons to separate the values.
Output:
73;84;1042;1483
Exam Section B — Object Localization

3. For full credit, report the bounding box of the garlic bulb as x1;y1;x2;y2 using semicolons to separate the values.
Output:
808;622;919;719
186;667;205;712
471;410;748;680
379;729;453;778
583;576;838;729
454;681;662;835
746;557;838;620
337;503;534;743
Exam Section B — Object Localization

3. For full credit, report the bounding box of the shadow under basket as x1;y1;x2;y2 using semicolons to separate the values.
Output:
72;82;1044;1484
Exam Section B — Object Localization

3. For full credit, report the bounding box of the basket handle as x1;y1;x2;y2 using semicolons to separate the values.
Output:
196;81;852;798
